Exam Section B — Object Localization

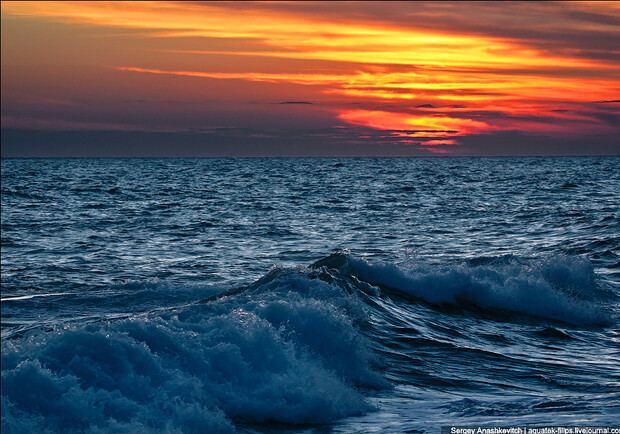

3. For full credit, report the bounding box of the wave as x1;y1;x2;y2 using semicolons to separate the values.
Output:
328;254;613;326
1;265;386;433
1;253;614;432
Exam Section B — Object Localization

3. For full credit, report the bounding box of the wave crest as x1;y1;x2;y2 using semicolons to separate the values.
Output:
337;254;612;325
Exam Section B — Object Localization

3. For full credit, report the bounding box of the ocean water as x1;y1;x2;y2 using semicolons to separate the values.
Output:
1;157;619;433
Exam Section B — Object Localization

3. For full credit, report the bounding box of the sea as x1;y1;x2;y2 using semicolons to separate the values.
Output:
1;157;619;433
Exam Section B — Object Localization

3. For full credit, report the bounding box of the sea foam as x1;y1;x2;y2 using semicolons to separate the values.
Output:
1;271;383;433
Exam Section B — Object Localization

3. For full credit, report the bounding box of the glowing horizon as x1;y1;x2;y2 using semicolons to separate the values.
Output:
2;1;619;155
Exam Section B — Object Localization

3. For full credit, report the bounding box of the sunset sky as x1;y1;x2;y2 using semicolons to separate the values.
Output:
2;1;619;156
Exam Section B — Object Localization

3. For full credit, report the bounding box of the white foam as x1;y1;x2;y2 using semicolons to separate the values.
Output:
1;293;70;302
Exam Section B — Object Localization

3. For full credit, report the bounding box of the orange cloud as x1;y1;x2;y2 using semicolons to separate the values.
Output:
3;1;615;74
338;110;492;135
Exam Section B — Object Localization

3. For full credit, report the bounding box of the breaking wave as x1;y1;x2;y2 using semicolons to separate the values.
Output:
338;254;612;326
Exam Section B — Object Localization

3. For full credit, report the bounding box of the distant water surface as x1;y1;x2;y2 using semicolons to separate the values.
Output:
2;157;619;432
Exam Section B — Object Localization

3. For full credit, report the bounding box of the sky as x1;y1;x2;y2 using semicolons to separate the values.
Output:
1;1;619;156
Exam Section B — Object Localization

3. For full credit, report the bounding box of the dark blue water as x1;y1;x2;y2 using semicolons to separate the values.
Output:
2;157;619;433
